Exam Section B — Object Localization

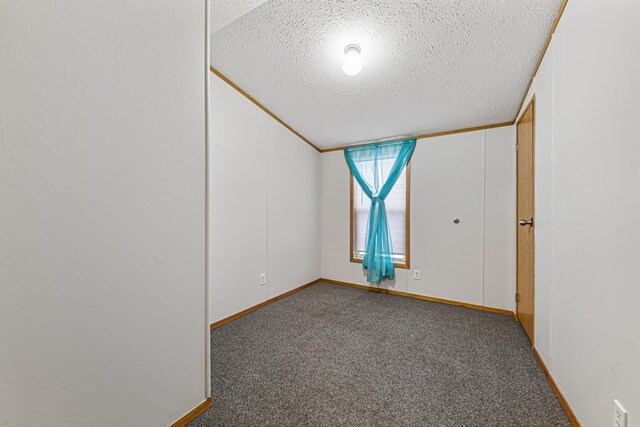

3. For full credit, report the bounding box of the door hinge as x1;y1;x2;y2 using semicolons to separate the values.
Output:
516;142;519;152
515;293;520;303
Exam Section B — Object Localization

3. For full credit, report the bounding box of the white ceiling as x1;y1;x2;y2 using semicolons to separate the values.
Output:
210;0;270;33
211;0;562;150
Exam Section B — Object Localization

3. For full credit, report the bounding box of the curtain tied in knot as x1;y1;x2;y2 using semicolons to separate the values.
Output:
343;138;416;283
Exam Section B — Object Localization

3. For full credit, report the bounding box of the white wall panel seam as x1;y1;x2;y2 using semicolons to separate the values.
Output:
481;130;487;306
266;118;271;299
203;0;211;399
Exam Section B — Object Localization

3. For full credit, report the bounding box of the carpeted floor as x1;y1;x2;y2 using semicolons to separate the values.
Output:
190;282;570;427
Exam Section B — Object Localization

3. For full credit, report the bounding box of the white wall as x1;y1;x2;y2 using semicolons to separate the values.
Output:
320;127;516;311
0;1;208;426
267;123;320;298
484;127;518;311
209;73;319;324
516;1;640;425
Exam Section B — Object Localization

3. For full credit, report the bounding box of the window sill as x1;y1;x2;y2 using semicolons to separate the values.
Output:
350;257;410;270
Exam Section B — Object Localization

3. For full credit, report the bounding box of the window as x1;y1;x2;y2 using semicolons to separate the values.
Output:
350;163;410;268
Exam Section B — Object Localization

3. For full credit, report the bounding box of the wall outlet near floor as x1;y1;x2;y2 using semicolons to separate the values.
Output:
260;273;267;286
413;270;421;280
614;399;628;427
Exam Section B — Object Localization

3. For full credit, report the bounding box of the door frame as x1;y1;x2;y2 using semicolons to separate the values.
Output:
515;96;535;341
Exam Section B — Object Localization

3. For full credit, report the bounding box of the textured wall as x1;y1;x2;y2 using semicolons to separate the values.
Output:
209;72;320;324
0;1;208;425
211;0;562;148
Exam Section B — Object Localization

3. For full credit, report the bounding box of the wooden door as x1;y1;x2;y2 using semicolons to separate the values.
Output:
516;99;535;342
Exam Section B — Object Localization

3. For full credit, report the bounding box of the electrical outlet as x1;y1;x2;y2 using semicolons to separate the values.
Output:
260;273;266;286
413;270;421;280
614;400;628;427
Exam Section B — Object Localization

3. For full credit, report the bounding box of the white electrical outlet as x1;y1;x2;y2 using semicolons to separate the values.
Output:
260;273;266;286
614;399;628;427
413;270;421;280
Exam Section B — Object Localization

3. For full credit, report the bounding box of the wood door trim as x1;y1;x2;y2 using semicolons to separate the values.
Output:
516;97;535;342
517;96;536;127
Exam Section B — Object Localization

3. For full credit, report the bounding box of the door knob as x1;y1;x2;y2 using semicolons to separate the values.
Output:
518;218;534;226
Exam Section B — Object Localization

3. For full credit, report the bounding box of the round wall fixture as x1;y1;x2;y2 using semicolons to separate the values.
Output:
342;44;363;76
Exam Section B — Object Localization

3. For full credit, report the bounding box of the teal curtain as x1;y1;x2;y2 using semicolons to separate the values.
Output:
344;138;416;283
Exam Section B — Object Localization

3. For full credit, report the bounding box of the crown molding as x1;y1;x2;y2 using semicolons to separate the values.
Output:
512;0;568;122
209;66;321;152
319;121;514;153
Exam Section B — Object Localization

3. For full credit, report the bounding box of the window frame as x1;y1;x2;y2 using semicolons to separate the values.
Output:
349;162;411;269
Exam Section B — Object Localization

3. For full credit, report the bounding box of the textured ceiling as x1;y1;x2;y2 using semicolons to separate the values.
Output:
210;0;271;33
211;0;562;149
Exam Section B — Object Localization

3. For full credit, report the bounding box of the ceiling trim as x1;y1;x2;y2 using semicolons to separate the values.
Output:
319;121;514;153
209;66;321;152
512;0;569;122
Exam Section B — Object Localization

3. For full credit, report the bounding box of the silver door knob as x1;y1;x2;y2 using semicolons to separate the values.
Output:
518;218;534;226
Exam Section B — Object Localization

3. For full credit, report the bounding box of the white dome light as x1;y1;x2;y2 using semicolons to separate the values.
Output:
342;44;363;76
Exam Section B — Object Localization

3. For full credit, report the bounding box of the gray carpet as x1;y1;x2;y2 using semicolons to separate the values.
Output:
190;282;570;427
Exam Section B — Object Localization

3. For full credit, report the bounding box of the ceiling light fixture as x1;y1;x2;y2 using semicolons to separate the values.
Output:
342;44;363;76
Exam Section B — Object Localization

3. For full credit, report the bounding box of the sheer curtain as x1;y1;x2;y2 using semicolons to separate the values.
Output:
344;138;416;283
353;166;407;262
